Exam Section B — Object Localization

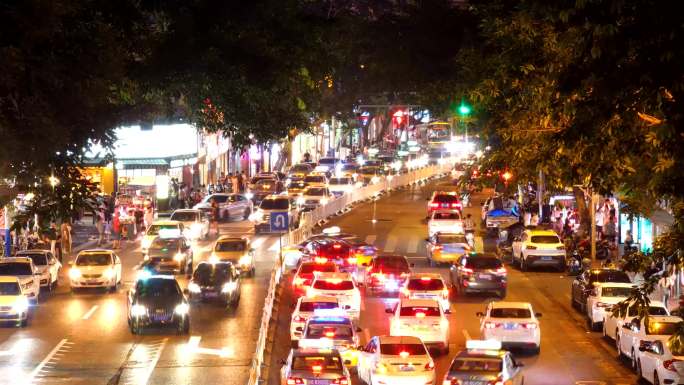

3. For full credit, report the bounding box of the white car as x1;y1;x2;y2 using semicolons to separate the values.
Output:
141;220;186;253
357;335;435;385
0;276;31;326
290;296;340;341
428;210;463;237
307;272;361;319
388;298;450;355
511;229;566;271
0;257;40;303
16;250;61;291
170;209;209;241
603;300;669;341
585;282;633;330
618;315;683;371
297;310;361;367
635;323;684;385
297;186;334;209
69;250;122;292
328;176;355;196
400;273;450;312
478;301;541;353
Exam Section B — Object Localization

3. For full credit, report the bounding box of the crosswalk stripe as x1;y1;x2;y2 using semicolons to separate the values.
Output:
383;236;397;252
406;237;420;254
251;237;265;249
364;235;377;246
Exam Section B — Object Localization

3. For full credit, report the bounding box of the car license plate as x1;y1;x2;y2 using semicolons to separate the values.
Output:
478;274;492;280
541;256;553;261
399;365;415;372
504;322;517;330
204;292;218;298
413;325;429;332
310;380;330;385
87;279;99;284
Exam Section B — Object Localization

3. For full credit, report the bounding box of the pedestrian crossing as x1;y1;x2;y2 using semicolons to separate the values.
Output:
362;232;484;256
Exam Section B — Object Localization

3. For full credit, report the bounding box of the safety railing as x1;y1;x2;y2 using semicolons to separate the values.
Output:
247;161;453;385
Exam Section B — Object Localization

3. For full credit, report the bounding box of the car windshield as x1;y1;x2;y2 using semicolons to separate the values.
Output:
260;199;289;210
305;188;327;196
0;263;32;275
289;181;308;189
358;167;378;175
215;240;246;252
0;282;21;295
305;325;353;339
299;301;339;312
436;234;467;244
450;358;502;373
374;257;409;270
170;212;198;222
490;308;532;318
329;177;351;185
312;279;355;291
399;306;441;317
380;343;427;356
341;164;357;171
304;176;326;183
76;253;111;266
647;321;680;335
465;258;503;270
136;279;181;298
433;195;459;203
433;211;461;220
290;164;312;173
407;278;445;291
299;263;337;275
193;263;231;282
530;235;560;244
292;355;343;371
648;307;670;316
19;253;48;266
601;286;632;297
255;180;277;190
592;271;631;284
150;238;180;249
147;225;180;236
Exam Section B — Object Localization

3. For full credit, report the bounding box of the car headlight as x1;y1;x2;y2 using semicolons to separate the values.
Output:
136;269;152;281
141;238;153;249
239;255;252;266
249;211;263;221
222;281;238;293
191;223;203;233
131;304;147;317
245;192;254;200
174;253;184;262
188;282;201;293
297;196;305;205
371;176;380;184
12;297;29;313
320;198;328;205
175;303;190;315
69;268;82;280
103;267;115;280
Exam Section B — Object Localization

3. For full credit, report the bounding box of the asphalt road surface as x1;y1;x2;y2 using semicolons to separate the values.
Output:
0;218;283;385
267;180;640;385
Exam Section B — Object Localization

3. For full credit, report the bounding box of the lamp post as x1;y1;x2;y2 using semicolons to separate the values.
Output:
457;102;471;143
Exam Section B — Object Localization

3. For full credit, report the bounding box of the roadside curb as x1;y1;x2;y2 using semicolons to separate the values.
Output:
261;277;285;382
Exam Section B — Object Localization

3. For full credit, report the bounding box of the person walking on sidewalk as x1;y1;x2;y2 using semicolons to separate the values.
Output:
238;171;246;193
96;207;105;246
46;222;58;258
231;173;239;194
60;221;72;262
112;211;121;249
210;198;220;236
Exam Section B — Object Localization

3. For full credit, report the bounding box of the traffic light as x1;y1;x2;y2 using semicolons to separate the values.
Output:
458;103;471;116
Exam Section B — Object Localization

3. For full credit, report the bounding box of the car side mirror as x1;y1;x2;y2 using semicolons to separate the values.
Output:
385;308;394;314
476;312;484;317
535;312;542;318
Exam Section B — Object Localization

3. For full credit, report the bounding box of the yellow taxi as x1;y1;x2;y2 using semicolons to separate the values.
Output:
425;233;471;265
211;236;256;276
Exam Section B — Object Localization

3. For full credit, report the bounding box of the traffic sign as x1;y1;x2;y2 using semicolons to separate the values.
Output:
270;211;289;232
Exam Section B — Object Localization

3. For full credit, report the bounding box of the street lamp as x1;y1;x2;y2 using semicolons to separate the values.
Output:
48;175;59;188
502;171;512;188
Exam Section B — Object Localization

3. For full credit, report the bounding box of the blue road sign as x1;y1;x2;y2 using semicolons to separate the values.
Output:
270;211;289;232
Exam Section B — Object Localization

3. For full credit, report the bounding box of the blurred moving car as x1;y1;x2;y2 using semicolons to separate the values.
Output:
193;193;253;221
0;276;30;327
279;348;352;385
252;195;301;234
425;233;470;266
127;276;190;334
290;296;340;341
187;261;241;308
297;309;361;367
357;335;435;385
307;272;361;319
428;210;464;237
249;178;285;204
211;236;256;276
426;191;462;218
144;236;194;275
141;220;185;254
571;268;631;315
442;340;525;385
304;173;328;187
297;186;333;210
69;250;122;292
15;250;61;291
292;261;339;298
365;255;412;295
170;209;209;241
286;179;309;196
328;176;355;196
584;282;633;331
400;273;450;312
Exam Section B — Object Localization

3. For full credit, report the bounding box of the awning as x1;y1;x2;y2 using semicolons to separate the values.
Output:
118;158;168;167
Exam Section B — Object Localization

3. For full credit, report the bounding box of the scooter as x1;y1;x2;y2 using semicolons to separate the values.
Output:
566;250;582;275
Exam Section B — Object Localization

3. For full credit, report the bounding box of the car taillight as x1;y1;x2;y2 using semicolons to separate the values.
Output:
484;321;501;329
494;267;507;275
293;277;305;286
664;359;681;372
424;360;435;371
293;315;306;323
332;377;349;385
526;245;537;250
522;322;538;329
314;257;328;263
287;378;304;385
333;244;342;249
429;203;439;208
462;267;474;275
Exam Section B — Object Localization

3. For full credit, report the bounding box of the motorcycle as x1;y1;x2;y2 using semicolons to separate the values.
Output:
566;250;582;275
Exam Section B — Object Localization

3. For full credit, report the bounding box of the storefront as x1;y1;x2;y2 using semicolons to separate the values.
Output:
619;208;674;253
80;161;116;195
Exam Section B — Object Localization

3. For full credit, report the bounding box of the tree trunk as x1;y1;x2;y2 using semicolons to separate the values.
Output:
573;186;590;236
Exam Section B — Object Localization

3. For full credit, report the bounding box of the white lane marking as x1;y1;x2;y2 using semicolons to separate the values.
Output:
183;335;233;357
364;235;377;245
81;305;99;320
250;237;265;249
383;236;397;252
30;338;69;381
268;240;281;252
462;329;472;341
125;338;167;385
405;237;419;254
187;336;202;350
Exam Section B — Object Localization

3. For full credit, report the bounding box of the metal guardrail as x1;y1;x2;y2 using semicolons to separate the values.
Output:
247;161;453;385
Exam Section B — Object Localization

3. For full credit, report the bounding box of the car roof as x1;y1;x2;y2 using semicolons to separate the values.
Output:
400;298;441;307
377;335;423;345
16;249;50;255
139;275;177;282
454;349;507;360
196;260;234;267
490;301;531;309
0;276;21;283
0;256;33;264
79;249;114;254
150;220;181;226
596;282;634;289
301;296;338;303
313;272;353;280
525;229;559;236
432;191;459;196
263;194;289;200
407;273;443;280
649;315;682;323
292;348;342;357
216;236;248;243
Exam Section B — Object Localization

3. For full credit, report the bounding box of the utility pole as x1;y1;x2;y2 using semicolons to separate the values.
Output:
590;191;598;262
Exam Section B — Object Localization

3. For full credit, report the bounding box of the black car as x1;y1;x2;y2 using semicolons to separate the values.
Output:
145;236;193;275
186;261;241;308
127;276;190;334
449;253;507;298
571;268;631;311
365;255;412;295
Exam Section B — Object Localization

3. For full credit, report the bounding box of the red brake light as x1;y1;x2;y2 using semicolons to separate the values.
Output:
333;244;342;249
293;315;306;323
664;359;681;371
287;378;304;385
399;351;410;358
495;267;507;275
522;322;538;329
484;321;501;329
424;360;435;371
462;267;474;274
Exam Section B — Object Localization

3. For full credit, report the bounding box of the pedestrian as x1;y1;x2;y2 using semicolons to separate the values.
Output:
595;202;604;239
530;212;539;226
59;220;72;262
144;206;154;230
112;211;121;249
523;211;531;227
603;214;616;243
231;173;239;194
96;207;105;246
47;222;58;257
238;171;246;192
464;213;475;234
210;198;220;236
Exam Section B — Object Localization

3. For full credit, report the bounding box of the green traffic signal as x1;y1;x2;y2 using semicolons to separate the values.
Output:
458;103;471;115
